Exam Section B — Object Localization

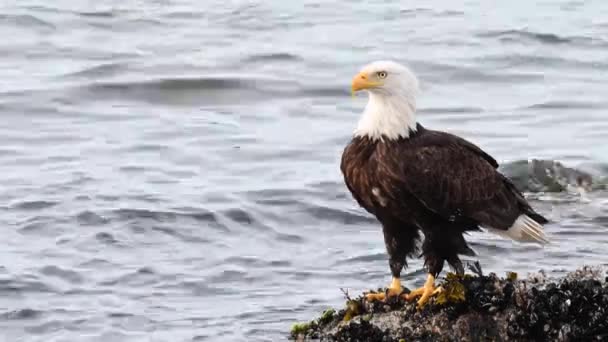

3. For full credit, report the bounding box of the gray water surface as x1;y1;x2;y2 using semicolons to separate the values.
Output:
1;1;608;341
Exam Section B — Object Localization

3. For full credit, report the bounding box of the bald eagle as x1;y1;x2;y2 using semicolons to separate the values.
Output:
341;61;549;307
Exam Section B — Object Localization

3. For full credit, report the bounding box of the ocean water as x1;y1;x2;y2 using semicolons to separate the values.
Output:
1;0;608;341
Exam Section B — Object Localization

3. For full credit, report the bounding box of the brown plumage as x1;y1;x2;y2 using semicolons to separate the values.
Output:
341;123;548;278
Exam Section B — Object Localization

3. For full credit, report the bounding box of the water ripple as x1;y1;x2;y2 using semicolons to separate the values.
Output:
61;62;128;79
39;266;84;284
0;14;55;30
0;308;42;320
243;52;302;62
524;100;606;110
98;267;157;287
0;277;57;294
11;200;58;210
478;29;603;46
76;210;110;226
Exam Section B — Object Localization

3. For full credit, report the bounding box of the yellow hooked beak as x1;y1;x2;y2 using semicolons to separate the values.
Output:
351;72;381;95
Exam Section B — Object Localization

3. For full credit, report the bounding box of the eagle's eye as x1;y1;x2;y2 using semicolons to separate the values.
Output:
377;71;388;79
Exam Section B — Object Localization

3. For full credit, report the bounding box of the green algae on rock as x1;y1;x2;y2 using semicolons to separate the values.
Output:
290;266;608;341
291;308;336;340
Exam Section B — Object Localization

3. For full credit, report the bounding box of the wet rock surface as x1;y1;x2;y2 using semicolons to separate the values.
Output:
498;159;605;193
290;266;608;341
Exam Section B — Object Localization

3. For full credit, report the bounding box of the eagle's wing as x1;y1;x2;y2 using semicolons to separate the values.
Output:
390;131;525;230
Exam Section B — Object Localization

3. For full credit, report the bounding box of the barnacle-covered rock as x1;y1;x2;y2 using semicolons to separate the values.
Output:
290;266;608;341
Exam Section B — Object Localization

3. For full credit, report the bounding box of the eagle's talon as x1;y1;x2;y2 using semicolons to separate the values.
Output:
405;287;425;299
405;274;442;308
416;285;443;308
365;292;387;302
365;277;404;302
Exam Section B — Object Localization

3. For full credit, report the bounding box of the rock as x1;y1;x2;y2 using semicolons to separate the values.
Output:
290;266;608;341
498;159;603;194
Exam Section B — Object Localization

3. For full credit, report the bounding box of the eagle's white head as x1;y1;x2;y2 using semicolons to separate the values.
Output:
351;60;419;141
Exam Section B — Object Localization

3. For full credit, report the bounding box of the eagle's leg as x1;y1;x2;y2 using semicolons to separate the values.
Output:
407;245;445;308
366;220;419;302
366;229;411;301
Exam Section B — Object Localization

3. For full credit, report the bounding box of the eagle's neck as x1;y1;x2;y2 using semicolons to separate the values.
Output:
354;91;417;141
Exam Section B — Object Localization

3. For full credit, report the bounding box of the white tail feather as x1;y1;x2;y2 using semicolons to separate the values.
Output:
485;215;549;245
